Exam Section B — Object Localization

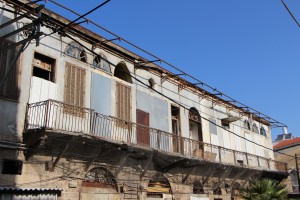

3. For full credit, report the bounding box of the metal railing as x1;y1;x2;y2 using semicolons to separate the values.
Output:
25;100;287;173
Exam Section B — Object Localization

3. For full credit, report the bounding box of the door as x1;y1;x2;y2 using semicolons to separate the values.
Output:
136;109;150;146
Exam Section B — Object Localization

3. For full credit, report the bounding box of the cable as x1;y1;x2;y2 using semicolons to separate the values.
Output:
10;0;294;159
42;0;286;128
280;0;300;27
58;0;111;32
62;32;285;158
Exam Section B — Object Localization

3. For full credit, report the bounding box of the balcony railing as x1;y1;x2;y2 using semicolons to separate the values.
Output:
25;100;287;173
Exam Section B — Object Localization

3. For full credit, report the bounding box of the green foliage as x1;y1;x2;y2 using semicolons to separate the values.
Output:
240;178;288;200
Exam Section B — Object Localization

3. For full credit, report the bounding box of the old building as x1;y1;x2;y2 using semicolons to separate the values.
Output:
0;0;288;199
274;131;300;199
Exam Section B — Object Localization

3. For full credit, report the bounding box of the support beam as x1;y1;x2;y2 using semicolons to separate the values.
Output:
231;169;247;185
182;166;197;184
0;31;43;52
216;167;233;188
114;153;129;177
85;147;105;171
0;21;37;42
0;5;44;30
101;37;120;44
138;59;161;65
139;152;153;179
202;168;215;185
49;140;72;172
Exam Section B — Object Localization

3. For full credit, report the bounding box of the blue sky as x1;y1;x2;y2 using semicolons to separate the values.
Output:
44;0;300;139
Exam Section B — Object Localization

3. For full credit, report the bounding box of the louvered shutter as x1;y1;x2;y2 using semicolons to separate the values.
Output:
0;39;19;100
64;62;85;115
116;82;131;122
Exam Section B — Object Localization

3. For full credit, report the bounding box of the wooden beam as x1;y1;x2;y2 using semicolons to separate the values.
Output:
114;153;129;177
85;146;105;171
139;152;153;179
182;166;197;184
49;141;71;172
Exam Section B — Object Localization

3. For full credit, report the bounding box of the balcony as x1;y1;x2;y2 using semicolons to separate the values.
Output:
24;100;287;174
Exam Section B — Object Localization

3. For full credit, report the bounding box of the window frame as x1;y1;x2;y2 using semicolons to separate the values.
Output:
93;53;111;73
65;42;87;63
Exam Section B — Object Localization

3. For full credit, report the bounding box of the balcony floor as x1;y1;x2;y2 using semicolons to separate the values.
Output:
23;128;288;182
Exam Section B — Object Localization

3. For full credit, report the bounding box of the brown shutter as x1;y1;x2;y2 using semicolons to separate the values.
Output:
136;109;150;145
0;39;19;100
64;62;85;116
116;82;131;122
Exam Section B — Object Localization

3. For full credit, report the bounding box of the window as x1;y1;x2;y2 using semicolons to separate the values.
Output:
116;82;131;122
93;54;111;73
252;123;259;133
0;39;19;100
209;119;218;135
114;62;132;83
189;107;203;151
171;105;181;153
221;120;230;129
2;159;22;175
83;167;118;190
64;62;85;111
65;42;87;62
32;52;55;82
148;78;155;89
244;120;250;130
260;126;267;136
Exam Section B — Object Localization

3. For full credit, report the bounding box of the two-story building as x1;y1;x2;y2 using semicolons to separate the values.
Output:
0;0;288;200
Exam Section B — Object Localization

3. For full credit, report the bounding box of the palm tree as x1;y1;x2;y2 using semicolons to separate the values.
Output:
240;178;288;200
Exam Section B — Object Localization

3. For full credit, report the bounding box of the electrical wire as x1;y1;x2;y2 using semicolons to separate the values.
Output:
280;0;300;27
62;32;294;160
22;0;291;157
41;0;286;128
1;0;294;159
58;0;111;32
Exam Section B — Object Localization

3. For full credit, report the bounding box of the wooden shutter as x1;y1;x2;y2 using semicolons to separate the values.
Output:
0;39;19;100
116;82;131;122
64;62;85;115
136;109;150;145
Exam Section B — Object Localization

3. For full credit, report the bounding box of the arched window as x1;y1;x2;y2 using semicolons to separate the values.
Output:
244;120;250;130
83;167;118;190
260;126;266;136
93;54;111;73
65;42;87;62
189;107;201;122
148;78;155;89
252;123;259;133
114;62;132;83
147;174;171;196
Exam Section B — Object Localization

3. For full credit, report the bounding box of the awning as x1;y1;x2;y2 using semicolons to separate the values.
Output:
0;187;62;195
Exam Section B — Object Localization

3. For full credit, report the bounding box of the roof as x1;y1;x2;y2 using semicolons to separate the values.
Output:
273;137;300;150
0;187;62;194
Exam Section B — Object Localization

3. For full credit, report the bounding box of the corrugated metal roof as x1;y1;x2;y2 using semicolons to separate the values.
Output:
0;187;62;193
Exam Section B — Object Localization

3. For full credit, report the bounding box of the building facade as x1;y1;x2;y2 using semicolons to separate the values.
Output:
0;0;288;200
274;133;300;199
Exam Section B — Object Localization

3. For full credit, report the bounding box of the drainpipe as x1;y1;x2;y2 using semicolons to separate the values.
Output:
0;141;28;151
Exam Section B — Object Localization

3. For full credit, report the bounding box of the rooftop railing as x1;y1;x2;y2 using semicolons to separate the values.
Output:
25;100;287;173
